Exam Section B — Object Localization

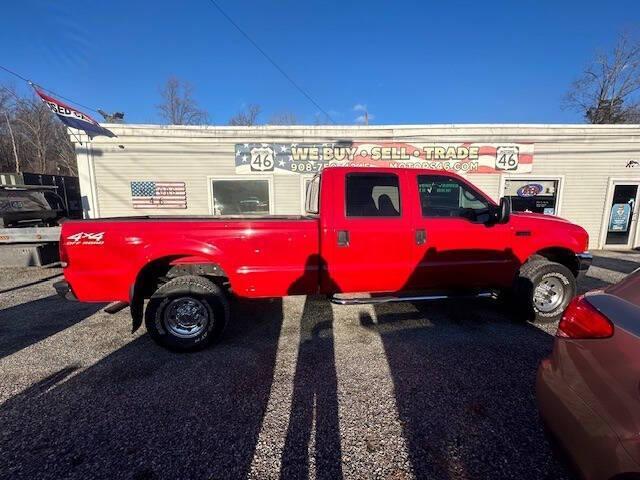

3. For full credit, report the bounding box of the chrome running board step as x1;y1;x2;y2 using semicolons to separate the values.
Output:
104;301;130;314
330;290;498;306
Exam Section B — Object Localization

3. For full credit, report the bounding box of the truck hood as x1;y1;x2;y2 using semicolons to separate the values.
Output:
510;212;589;252
511;212;572;224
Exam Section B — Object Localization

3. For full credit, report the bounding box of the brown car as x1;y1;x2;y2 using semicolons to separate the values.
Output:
537;268;640;480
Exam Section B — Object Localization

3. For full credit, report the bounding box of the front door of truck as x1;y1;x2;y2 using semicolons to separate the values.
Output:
322;171;414;294
407;174;515;290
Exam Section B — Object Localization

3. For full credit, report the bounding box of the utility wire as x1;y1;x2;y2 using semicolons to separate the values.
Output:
206;0;335;124
0;64;101;114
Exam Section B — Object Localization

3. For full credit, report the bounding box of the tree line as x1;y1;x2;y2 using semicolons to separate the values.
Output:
564;32;640;123
0;33;638;176
157;75;300;126
0;84;76;176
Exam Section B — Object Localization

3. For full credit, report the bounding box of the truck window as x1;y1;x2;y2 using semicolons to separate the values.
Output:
417;175;490;221
305;174;320;214
346;173;400;217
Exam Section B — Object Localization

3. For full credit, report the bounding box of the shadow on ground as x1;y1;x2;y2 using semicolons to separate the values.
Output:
592;253;640;274
361;299;574;480
0;273;62;295
0;277;600;479
0;298;285;480
578;276;612;293
0;294;578;480
0;295;105;360
280;295;343;480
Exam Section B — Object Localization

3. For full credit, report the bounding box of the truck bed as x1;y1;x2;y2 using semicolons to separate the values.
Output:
61;216;320;302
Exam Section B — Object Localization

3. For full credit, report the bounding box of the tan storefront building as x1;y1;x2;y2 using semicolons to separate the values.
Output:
72;124;640;250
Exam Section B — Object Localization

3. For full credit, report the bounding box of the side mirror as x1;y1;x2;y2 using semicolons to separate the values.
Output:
498;197;511;224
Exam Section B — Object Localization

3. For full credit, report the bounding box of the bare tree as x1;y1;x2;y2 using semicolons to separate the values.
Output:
0;84;15;112
564;33;640;123
0;85;20;172
268;111;298;125
157;77;209;125
12;98;75;174
0;84;76;175
228;104;261;126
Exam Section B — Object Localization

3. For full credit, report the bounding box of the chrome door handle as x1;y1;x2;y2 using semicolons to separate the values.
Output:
415;229;427;245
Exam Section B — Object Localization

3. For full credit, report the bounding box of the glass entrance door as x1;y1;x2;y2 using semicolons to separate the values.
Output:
604;183;639;248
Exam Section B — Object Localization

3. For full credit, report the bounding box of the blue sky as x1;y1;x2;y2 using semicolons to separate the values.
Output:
1;0;639;125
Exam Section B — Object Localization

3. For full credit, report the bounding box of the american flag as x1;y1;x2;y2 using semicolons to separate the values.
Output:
130;181;187;209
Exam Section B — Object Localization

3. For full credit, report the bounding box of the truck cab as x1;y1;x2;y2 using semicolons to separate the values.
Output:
313;168;588;295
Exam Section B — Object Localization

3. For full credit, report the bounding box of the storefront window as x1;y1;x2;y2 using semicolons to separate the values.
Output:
211;179;270;215
503;179;560;215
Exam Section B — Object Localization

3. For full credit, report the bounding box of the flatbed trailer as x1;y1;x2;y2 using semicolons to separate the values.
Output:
0;226;61;266
0;226;61;244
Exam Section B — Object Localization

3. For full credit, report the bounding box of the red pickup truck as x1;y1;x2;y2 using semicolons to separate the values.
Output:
55;167;591;351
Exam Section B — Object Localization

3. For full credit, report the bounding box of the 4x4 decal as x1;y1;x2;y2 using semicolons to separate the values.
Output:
66;232;105;245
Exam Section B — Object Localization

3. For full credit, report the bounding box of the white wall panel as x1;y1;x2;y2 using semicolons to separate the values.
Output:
75;124;640;249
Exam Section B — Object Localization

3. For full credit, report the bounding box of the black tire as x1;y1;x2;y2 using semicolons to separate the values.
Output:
144;275;229;352
513;260;576;324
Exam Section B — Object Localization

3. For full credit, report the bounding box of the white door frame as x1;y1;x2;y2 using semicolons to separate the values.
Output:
207;175;275;215
598;178;640;250
499;174;565;216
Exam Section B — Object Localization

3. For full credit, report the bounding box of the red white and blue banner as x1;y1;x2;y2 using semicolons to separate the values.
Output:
34;89;116;138
235;141;534;175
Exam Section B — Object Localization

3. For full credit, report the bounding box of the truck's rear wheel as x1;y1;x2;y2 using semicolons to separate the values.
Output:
514;260;576;324
145;275;228;351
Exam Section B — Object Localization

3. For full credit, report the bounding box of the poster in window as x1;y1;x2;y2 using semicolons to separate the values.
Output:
608;203;631;232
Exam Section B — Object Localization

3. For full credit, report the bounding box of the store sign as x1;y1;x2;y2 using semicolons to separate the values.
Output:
608;203;631;232
504;179;556;197
235;141;534;175
516;183;544;197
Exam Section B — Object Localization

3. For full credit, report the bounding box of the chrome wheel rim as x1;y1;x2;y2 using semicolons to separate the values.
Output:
533;276;565;313
164;297;210;338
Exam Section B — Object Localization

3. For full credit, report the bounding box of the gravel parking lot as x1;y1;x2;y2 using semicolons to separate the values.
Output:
0;251;638;480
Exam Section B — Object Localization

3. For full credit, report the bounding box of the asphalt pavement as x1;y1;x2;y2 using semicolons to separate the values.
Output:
0;250;638;480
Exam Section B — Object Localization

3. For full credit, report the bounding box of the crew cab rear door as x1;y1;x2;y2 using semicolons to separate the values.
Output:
322;171;414;293
406;173;516;289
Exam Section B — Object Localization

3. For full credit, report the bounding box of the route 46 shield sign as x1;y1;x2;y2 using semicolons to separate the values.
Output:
250;146;275;172
495;146;519;171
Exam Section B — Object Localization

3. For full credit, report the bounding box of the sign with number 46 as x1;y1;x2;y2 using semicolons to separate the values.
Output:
495;146;520;171
250;147;275;172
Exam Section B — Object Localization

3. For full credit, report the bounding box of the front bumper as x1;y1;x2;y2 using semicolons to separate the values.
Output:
576;252;593;279
53;280;77;301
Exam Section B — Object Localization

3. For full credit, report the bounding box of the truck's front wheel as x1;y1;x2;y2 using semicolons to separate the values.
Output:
145;275;229;351
514;260;576;324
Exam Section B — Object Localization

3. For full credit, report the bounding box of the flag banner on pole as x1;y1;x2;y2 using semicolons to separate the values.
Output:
34;88;116;138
